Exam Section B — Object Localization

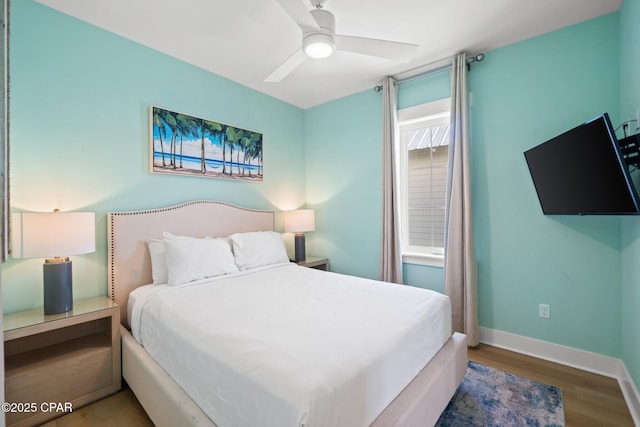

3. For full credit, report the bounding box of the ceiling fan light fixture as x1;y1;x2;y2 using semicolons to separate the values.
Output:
303;33;335;59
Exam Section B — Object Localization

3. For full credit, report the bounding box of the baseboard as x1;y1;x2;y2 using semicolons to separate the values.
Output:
619;362;640;426
479;327;640;425
479;327;621;377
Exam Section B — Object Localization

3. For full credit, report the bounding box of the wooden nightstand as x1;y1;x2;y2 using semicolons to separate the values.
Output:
3;296;121;426
297;256;329;271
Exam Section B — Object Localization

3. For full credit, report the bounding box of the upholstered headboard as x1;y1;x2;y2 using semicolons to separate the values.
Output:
107;200;275;326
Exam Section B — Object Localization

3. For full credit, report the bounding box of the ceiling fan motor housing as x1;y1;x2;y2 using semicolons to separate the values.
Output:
303;9;336;58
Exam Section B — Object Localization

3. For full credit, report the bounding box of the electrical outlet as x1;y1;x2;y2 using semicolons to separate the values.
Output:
539;303;550;319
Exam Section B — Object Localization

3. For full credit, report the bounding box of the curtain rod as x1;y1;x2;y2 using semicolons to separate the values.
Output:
374;53;485;92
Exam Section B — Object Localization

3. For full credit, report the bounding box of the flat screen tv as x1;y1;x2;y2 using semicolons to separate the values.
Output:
524;113;640;215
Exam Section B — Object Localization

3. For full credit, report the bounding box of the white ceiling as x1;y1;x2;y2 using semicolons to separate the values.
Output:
35;0;622;109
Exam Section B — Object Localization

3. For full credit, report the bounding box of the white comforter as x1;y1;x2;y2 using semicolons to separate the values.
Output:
129;263;451;427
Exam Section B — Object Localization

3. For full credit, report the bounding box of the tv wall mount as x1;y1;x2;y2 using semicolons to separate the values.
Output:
618;134;640;169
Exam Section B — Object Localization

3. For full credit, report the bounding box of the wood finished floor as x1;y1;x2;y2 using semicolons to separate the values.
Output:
39;344;634;426
468;344;634;427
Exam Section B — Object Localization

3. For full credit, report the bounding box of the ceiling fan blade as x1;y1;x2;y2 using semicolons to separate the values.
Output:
334;35;419;62
265;48;307;82
274;0;319;32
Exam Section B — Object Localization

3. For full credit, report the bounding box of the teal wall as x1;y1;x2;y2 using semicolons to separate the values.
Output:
397;70;451;109
470;14;621;357
619;0;640;390
4;1;305;312
6;0;639;392
304;90;382;279
306;13;624;359
403;263;444;293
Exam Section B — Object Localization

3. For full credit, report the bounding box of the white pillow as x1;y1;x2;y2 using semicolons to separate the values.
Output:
162;232;238;286
230;231;289;270
147;238;168;284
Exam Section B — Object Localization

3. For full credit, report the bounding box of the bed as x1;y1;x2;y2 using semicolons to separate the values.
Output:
107;200;467;427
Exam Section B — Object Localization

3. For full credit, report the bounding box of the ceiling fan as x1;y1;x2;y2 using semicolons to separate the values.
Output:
266;0;420;82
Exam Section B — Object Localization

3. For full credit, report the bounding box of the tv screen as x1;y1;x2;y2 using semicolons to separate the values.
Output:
524;113;640;215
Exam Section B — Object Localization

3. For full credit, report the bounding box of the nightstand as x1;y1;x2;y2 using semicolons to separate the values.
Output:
3;296;121;426
296;256;329;271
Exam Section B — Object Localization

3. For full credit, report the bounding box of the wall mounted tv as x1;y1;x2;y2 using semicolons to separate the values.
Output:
524;113;640;215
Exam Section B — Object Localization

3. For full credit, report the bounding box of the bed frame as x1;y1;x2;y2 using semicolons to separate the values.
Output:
108;200;467;427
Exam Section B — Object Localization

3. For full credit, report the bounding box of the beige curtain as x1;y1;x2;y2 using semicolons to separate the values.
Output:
380;77;403;284
444;53;479;346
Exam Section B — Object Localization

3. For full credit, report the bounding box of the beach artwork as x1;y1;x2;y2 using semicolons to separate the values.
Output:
151;106;263;181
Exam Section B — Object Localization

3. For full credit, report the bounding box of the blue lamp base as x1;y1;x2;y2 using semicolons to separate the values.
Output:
294;233;306;262
43;259;73;315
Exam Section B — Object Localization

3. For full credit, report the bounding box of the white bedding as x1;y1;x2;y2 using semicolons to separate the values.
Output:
129;263;451;427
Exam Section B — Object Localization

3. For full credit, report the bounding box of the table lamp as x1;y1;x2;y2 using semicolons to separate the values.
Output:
284;209;315;262
12;210;96;315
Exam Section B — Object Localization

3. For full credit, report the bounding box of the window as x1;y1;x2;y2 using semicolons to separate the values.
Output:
397;98;450;267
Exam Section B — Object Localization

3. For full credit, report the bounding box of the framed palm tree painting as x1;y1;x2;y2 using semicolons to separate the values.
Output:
150;106;263;181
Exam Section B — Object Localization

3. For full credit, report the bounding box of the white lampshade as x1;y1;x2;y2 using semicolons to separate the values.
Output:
284;209;315;233
12;212;96;259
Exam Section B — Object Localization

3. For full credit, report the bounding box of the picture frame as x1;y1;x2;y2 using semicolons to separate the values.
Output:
150;106;263;182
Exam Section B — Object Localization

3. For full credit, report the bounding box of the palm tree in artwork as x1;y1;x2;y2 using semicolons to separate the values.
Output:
175;114;199;168
161;111;178;168
209;124;226;174
152;108;169;167
242;132;261;177
240;136;250;176
220;125;229;174
234;131;245;175
224;127;235;176
199;119;222;174
254;137;263;177
225;127;244;177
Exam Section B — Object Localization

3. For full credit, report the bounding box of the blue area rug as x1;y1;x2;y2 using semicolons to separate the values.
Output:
435;361;565;426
